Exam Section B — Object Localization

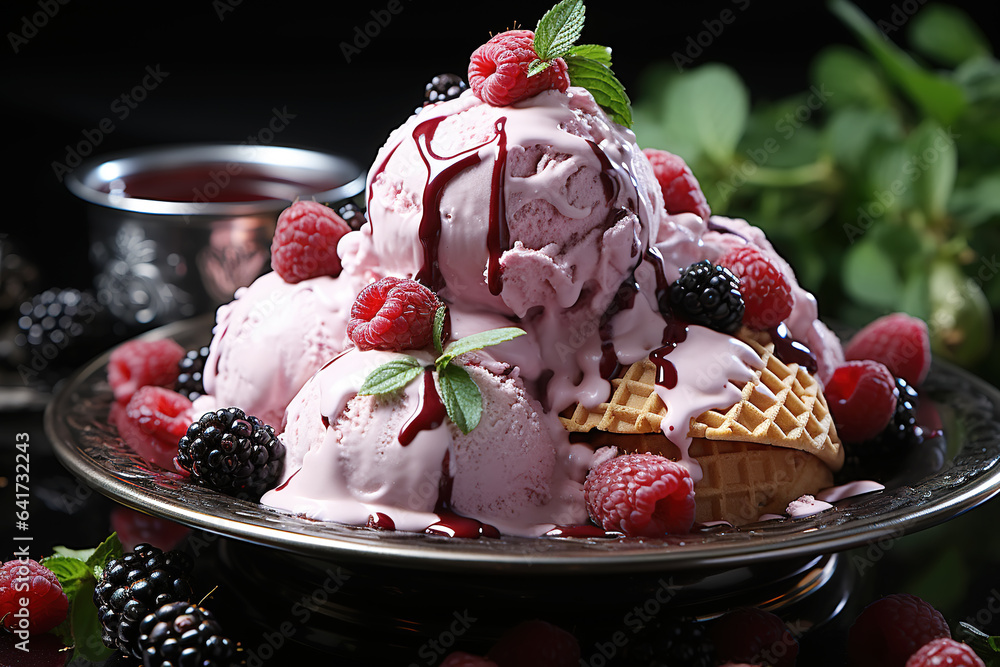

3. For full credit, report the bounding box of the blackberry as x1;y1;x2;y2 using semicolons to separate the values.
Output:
850;376;922;461
883;376;921;446
177;408;286;499
337;201;366;231
618;617;715;667
94;544;194;659
423;73;468;106
668;260;744;333
15;288;109;374
175;346;211;401
139;601;243;667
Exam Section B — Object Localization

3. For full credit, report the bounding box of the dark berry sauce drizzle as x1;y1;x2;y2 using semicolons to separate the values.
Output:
367;113;510;294
397;370;447;446
768;323;818;374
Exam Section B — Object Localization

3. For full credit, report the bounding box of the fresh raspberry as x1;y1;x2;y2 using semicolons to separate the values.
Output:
583;453;695;537
0;559;69;635
710;607;799;667
114;386;193;470
845;313;932;387
825;360;898;443
108;338;185;405
468;30;570;106
642;148;712;220
906;638;985;667
487;620;580;667
718;247;794;330
441;652;499;667
346;277;442;352
271;200;351;284
848;593;951;667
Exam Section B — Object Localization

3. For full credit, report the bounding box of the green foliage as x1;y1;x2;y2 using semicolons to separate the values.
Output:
632;0;999;381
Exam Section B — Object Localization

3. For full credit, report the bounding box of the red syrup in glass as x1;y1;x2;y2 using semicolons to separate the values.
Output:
106;164;345;203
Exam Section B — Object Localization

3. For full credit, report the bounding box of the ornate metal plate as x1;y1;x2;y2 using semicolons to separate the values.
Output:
45;315;1000;574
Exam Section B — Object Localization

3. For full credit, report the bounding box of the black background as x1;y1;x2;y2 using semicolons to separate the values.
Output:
2;0;998;290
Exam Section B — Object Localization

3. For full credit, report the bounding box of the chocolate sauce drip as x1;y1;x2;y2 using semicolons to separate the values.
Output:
486;118;510;295
586;140;622;203
425;514;500;539
412;116;491;290
768;323;818;374
368;113;509;293
645;246;673;314
649;320;689;389
706;217;751;243
273;469;299;492
544;525;619;538
435;450;453;512
366;513;395;530
398;371;447;446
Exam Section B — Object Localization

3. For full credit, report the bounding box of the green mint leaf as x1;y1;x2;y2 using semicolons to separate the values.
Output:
85;532;123;580
52;546;95;562
437;327;526;369
437;364;482;434
568;43;611;66
358;357;423;396
433;305;447;355
565;54;632;127
39;556;92;603
70;579;115;662
533;0;585;60
528;58;554;77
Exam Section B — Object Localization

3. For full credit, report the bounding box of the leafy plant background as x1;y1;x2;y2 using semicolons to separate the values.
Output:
632;0;999;383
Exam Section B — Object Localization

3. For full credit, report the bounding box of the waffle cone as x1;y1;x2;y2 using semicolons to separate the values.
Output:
586;432;833;525
560;330;843;470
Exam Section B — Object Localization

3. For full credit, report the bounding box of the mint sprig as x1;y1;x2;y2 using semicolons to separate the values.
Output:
357;305;526;434
533;0;585;62
358;357;423;395
527;0;631;127
565;54;633;127
40;532;123;661
958;622;1000;666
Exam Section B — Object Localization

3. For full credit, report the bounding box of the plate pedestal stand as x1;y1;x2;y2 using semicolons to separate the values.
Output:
210;537;853;662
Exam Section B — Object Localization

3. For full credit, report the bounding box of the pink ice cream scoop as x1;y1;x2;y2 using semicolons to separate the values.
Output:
352;87;677;414
360;87;665;319
262;348;591;536
200;270;364;428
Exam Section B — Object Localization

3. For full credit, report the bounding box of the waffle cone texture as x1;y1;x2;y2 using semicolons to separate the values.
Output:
562;330;844;525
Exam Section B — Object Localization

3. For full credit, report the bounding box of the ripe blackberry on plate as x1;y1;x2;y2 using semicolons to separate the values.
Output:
177;408;286;499
175;346;211;401
336;201;366;231
881;376;921;448
846;376;923;463
423;73;468;106
139;601;243;667
94;544;194;659
668;260;744;333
